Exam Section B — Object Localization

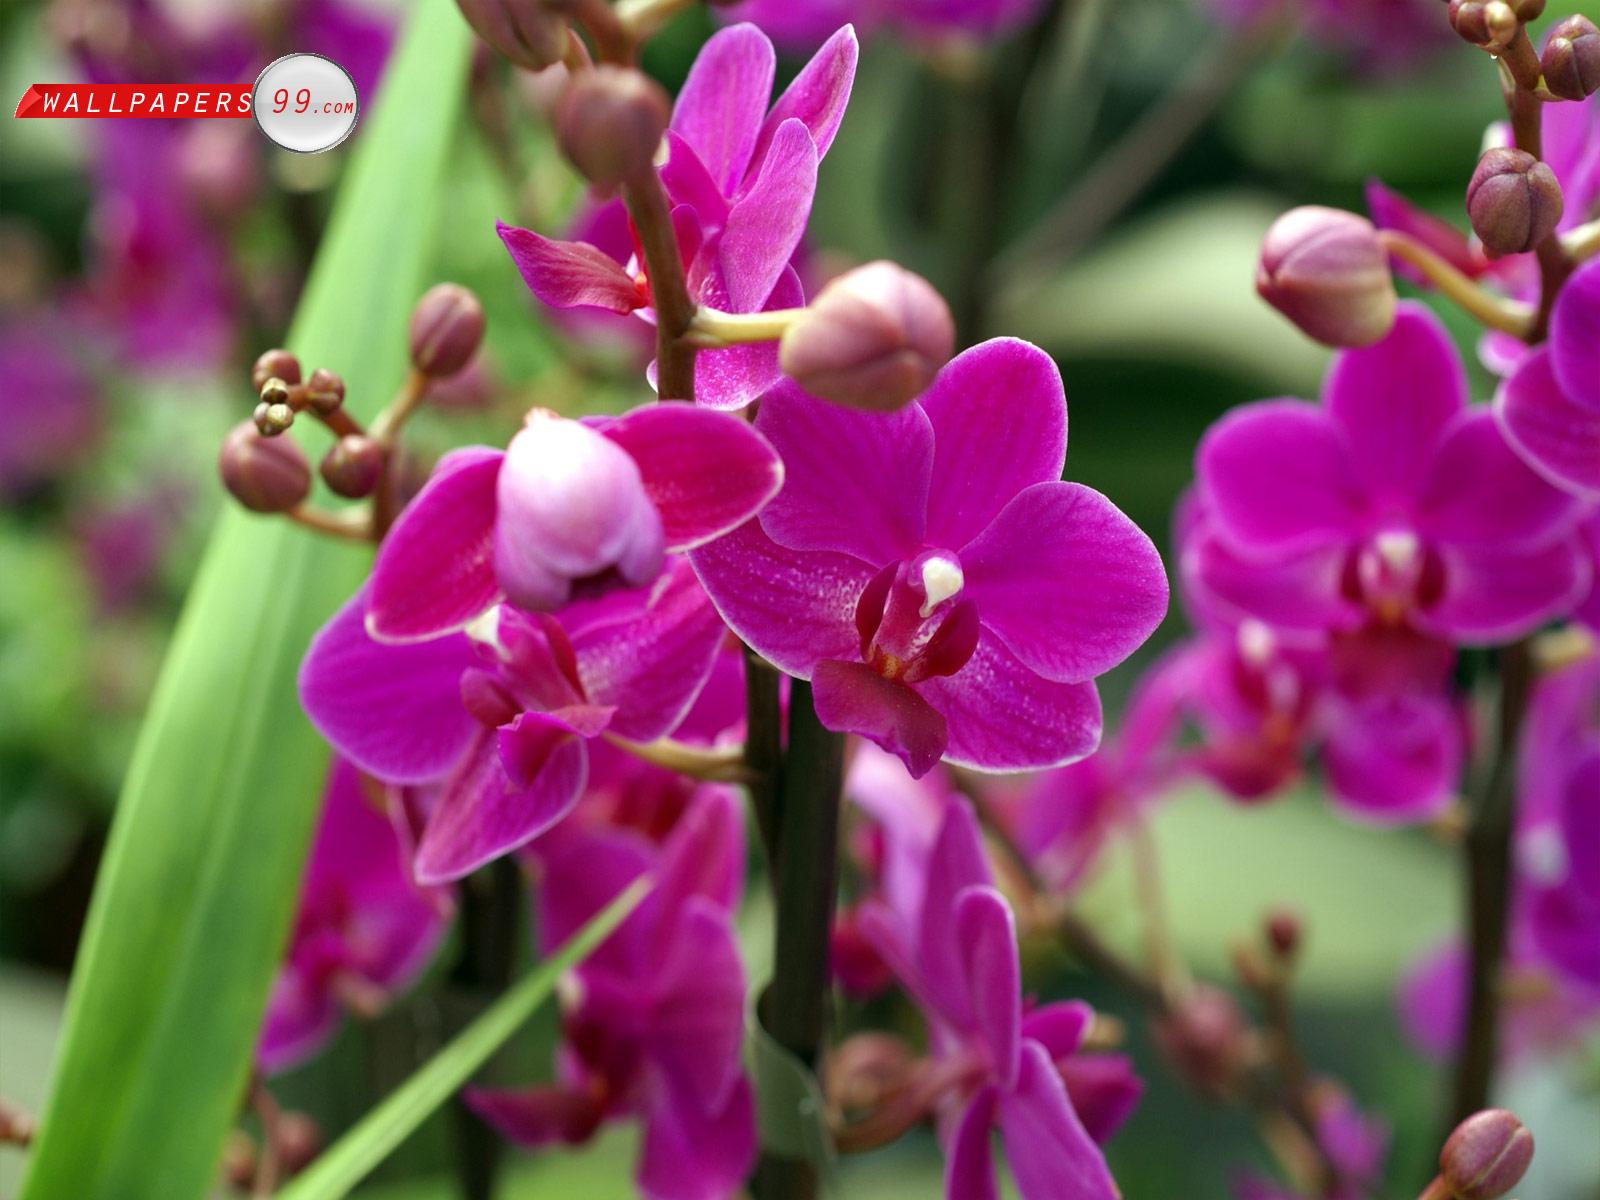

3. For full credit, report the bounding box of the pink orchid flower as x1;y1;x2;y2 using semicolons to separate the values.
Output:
692;337;1169;778
298;558;730;883
499;23;858;410
258;758;450;1073
363;404;781;639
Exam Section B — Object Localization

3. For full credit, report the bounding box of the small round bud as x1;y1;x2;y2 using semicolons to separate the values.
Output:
303;367;346;416
1542;16;1600;100
554;66;671;190
1265;908;1302;958
220;421;311;513
778;262;955;412
1508;0;1543;20
1256;207;1398;348
272;1111;323;1175
1439;1109;1534;1200
254;400;295;436
454;0;568;71
251;349;301;393
1449;0;1516;48
320;435;385;498
409;283;486;378
1467;147;1563;256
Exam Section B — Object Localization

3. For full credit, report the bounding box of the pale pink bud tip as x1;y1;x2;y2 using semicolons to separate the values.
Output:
1467;148;1563;257
555;66;671;190
1256;206;1397;348
409;283;486;378
220;420;311;513
455;0;568;71
779;261;955;412
1542;16;1600;101
1440;1109;1534;1200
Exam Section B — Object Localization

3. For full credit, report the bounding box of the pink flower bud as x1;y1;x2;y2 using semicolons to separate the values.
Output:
1439;1109;1534;1200
320;435;385;498
1256;207;1397;348
219;420;311;513
251;348;301;393
1152;985;1248;1098
409;283;485;378
1467;147;1563;256
1542;16;1600;100
1449;0;1517;49
554;66;671;190
778;262;955;412
493;409;666;611
303;367;346;416
454;0;568;71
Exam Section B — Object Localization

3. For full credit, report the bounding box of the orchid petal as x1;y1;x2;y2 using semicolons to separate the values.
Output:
751;24;859;168
649;898;748;1110
1322;694;1460;825
945;1089;1001;1200
497;222;643;314
1425;539;1591;643
1495;345;1600;500
954;886;1022;1086
687;264;803;412
671;23;775;193
637;1072;756;1200
719;119;817;313
1551;257;1600;412
998;1041;1119;1200
1416;408;1584;548
812;660;948;779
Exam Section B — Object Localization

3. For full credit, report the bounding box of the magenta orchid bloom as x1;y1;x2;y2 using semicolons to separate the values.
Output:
363;405;781;639
499;24;858;410
860;799;1127;1200
693;338;1169;778
719;0;1042;53
258;758;450;1074
298;558;729;883
1191;304;1589;647
1496;256;1600;501
470;787;755;1200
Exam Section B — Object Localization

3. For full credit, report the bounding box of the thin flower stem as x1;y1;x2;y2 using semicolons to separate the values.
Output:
1561;217;1600;262
287;504;373;542
754;681;846;1200
1450;639;1533;1127
1130;819;1188;1004
601;733;755;783
1501;44;1576;341
249;1078;284;1199
623;169;698;401
684;307;806;349
743;645;784;873
571;0;632;64
369;369;430;447
1375;231;1535;337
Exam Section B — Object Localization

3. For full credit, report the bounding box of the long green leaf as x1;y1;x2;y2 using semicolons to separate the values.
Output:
18;7;473;1198
279;881;651;1200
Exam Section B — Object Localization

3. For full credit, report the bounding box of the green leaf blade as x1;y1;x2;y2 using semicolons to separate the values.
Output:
18;7;473;1199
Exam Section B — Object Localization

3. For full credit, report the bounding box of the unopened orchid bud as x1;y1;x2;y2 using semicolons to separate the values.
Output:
454;0;568;71
320;435;384;498
1256;207;1397;347
1449;0;1517;49
823;1032;918;1115
272;1111;323;1175
1265;908;1301;959
251;348;301;393
778;262;955;412
493;409;666;611
254;399;295;436
303;367;346;415
554;66;671;190
1439;1109;1534;1199
1542;16;1600;100
1467;148;1563;256
409;283;485;378
220;420;311;513
1152;985;1248;1098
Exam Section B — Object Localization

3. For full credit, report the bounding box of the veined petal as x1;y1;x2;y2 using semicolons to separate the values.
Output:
1323;302;1466;503
299;587;476;783
690;516;874;678
921;339;1068;550
751;24;858;169
1551;257;1600;412
1495;346;1600;500
602;404;783;551
367;447;504;641
659;133;729;228
719;119;818;314
812;659;948;779
916;800;993;1030
671;24;775;194
1197;400;1361;555
954;886;1023;1087
497;222;644;314
1020;1000;1094;1060
1424;538;1591;644
756;378;932;562
963;482;1168;684
945;1089;1001;1200
920;631;1103;772
1415;407;1584;549
414;729;586;884
997;1041;1118;1200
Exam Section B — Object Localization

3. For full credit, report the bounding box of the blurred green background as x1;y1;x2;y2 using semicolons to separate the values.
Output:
3;0;1599;1195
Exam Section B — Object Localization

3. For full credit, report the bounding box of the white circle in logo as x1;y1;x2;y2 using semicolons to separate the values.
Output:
252;53;358;154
